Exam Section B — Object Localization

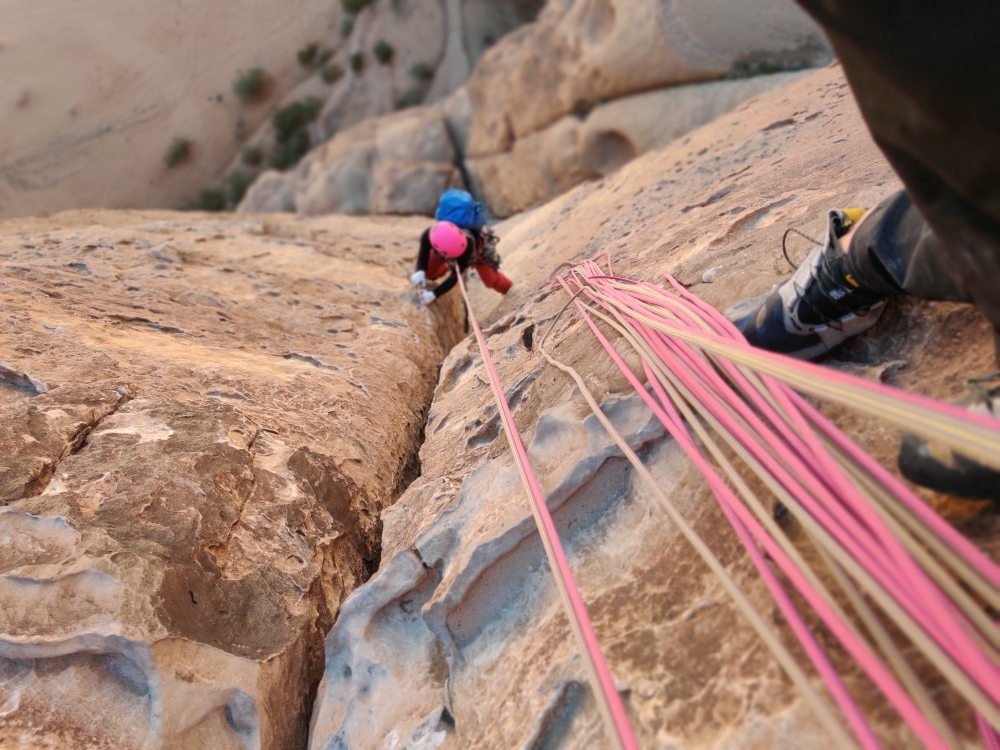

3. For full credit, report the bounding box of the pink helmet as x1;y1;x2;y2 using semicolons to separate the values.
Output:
429;221;468;259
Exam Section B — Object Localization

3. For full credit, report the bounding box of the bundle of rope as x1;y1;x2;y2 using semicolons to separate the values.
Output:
453;255;1000;749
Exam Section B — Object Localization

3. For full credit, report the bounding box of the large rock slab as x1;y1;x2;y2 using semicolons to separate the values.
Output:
239;107;464;216
0;210;463;748
310;65;999;749
464;0;831;158
465;71;811;216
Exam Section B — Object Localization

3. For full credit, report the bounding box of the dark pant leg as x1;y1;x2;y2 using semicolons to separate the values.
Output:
794;0;1000;350
845;190;971;302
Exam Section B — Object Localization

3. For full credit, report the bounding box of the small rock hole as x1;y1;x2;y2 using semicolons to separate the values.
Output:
522;323;535;351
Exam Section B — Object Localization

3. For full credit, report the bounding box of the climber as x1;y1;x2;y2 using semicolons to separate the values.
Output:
411;189;512;305
410;221;512;305
736;0;1000;500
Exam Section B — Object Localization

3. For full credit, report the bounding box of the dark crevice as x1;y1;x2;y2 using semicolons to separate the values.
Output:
15;387;131;502
522;323;535;350
206;426;261;568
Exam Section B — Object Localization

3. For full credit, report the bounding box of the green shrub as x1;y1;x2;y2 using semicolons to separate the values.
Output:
321;64;344;84
241;145;263;167
395;86;423;110
268;96;322;170
340;17;354;37
197;189;226;212
267;129;311;170
224;172;253;207
163;137;191;167
267;148;292;171
272;97;322;144
232;68;266;102
297;43;319;67
317;48;335;65
341;0;372;14
349;51;364;72
302;95;323;121
372;40;394;65
408;62;434;81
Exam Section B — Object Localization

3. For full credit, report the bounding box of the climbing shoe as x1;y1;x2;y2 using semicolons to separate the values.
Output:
741;208;888;360
898;374;1000;501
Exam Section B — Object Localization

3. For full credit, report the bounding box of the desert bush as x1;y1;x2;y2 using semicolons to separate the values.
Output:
241;145;263;167
302;95;323;121
224;172;253;207
297;43;319;67
273;97;323;144
267;147;293;171
321;64;344;84
395;87;423;110
408;62;434;81
232;68;266;102
341;0;371;14
268;129;311;170
317;48;335;65
163;137;191;167
350;51;364;72
197;189;226;212
340;17;354;37
268;96;322;170
373;40;394;65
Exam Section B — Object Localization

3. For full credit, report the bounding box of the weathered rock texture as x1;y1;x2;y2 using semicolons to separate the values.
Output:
242;0;831;220
463;0;830;158
310;65;999;749
239;107;465;217
0;210;463;748
464;71;812;216
224;0;545;197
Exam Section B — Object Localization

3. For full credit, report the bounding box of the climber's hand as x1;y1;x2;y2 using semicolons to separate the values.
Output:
410;270;426;288
419;289;436;306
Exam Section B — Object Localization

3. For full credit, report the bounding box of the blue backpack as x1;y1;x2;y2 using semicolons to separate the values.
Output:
435;190;485;230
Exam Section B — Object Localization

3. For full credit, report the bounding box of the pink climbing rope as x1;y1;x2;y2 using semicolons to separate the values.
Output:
452;266;639;750
548;256;1000;749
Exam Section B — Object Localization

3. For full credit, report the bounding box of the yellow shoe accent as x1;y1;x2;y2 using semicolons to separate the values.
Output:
842;207;867;224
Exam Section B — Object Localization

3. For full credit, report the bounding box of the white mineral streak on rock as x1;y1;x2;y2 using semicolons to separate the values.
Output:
90;407;175;443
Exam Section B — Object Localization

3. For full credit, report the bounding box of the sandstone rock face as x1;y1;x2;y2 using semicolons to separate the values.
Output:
239;107;465;217
0;210;463;748
2;0;547;219
465;71;811;216
226;0;545;193
0;0;350;218
310;65;999;749
235;0;833;222
308;0;544;139
464;0;831;159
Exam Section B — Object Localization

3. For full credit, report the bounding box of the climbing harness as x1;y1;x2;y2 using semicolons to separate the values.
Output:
474;228;502;271
452;254;1000;749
